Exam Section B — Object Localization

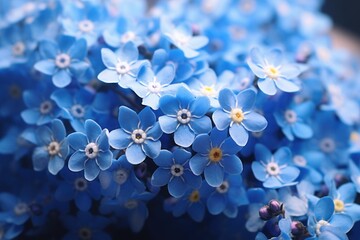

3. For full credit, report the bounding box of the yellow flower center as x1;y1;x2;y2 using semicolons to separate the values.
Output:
189;190;200;202
334;199;345;212
266;66;280;79
208;147;223;162
230;108;244;123
201;86;216;97
351;131;360;142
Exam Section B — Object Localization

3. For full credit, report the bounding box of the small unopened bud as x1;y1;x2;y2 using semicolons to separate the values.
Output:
291;221;306;236
259;205;272;221
268;199;283;216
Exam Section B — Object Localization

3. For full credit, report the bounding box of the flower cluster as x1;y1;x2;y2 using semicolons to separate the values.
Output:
1;0;360;239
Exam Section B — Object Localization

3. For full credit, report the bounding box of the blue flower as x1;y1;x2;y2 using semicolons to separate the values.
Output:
327;181;360;222
62;211;111;240
247;47;304;95
130;64;181;110
251;144;300;188
51;88;95;132
204;174;248;218
163;23;209;58
55;170;102;211
190;128;243;187
0;222;23;240
158;87;212;147
67;119;113;181
151;148;201;198
108;106;162;164
99;191;155;233
274;100;315;141
164;183;208;222
32;119;69;175
21;83;62;126
213;88;267;146
307;196;353;239
98;41;145;88
99;155;145;199
0;193;30;225
34;35;89;88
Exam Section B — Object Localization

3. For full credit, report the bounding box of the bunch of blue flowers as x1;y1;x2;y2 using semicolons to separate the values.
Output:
2;0;360;239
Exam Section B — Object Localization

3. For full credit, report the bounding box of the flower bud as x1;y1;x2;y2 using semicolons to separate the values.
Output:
259;205;272;221
268;199;283;216
291;221;306;236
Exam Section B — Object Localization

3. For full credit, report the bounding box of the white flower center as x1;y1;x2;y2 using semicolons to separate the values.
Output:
71;104;85;118
148;80;162;94
230;108;244;123
113;169;128;184
116;61;130;74
170;164;184;177
266;162;280;176
85;142;99;159
131;129;146;144
319;138;336;153
216;181;229;193
284;110;297;123
47;141;60;156
124;199;138;209
39;100;53;114
74;177;88;191
12;41;26;56
293;155;307;167
316;220;330;236
14;203;28;216
177;109;191;124
55;53;71;69
173;31;191;46
78;20;94;33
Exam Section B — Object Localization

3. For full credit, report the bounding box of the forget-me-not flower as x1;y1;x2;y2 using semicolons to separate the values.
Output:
32;119;69;175
151;148;202;198
247;47;305;95
98;41;145;88
108;106;163;164
158;87;212;147
251;144;300;189
67;119;113;181
189;128;243;187
130;64;181;110
34;35;89;88
213;88;267;146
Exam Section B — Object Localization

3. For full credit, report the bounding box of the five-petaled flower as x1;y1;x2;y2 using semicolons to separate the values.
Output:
108;106;163;164
67;119;113;181
213;88;267;146
247;47;305;95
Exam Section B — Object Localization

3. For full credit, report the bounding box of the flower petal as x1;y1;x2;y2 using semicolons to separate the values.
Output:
168;177;187;198
242;112;268;132
204;163;224;187
84;159;101;181
126;144;146;164
53;70;72;88
174;124;195;147
229;123;249;146
108;129;131;150
151;168;171;186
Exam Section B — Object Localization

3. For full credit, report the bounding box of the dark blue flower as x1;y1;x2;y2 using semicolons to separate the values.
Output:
99;155;145;199
274;100;315;141
190;128;243;187
34;35;89;88
251;144;300;188
62;211;111;240
158;86;212;147
21;83;62;126
213;88;267;146
0;193;30;226
32;119;69;175
67;119;113;181
54;169;102;211
108;106;162;164
151;148;201;198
